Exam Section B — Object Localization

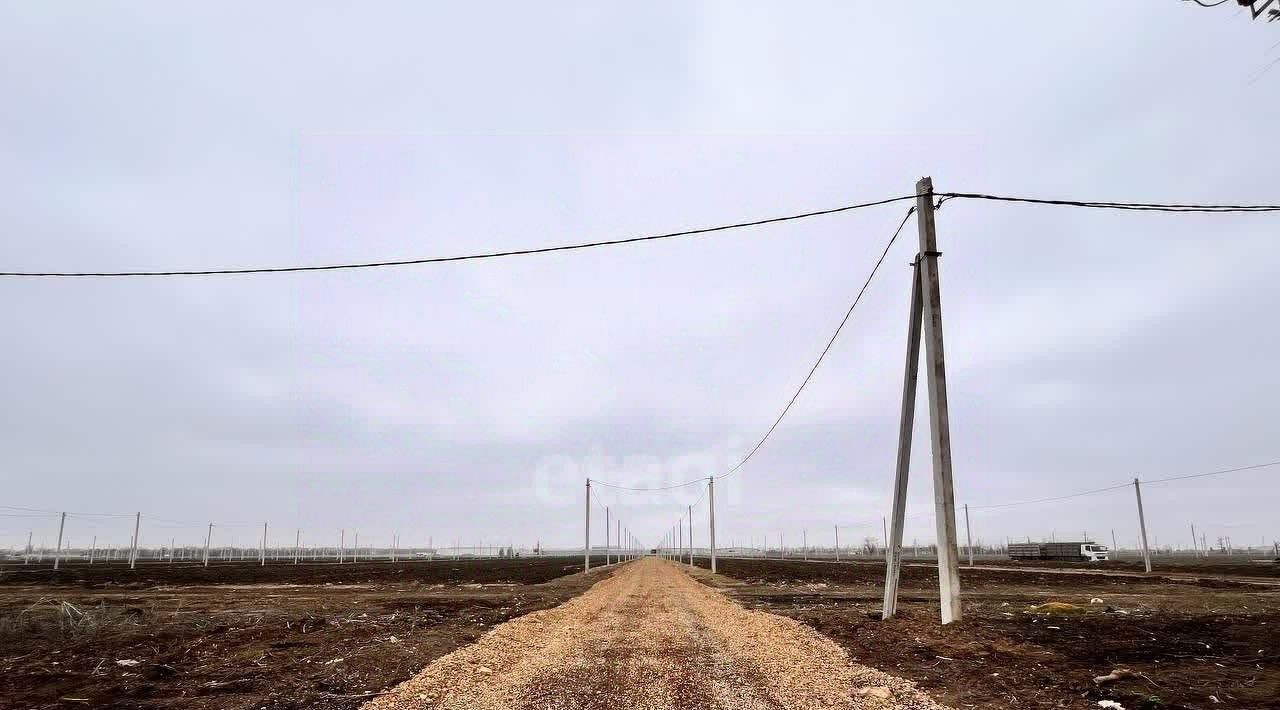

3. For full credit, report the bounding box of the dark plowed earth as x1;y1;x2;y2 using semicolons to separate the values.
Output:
0;557;601;709
698;557;1280;710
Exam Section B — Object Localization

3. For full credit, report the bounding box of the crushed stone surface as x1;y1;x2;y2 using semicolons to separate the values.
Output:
364;557;952;710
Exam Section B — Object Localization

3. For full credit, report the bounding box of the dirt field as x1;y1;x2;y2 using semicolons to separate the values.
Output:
0;557;604;710
697;556;1280;710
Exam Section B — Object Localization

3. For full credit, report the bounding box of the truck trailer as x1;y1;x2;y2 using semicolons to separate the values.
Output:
1007;541;1109;562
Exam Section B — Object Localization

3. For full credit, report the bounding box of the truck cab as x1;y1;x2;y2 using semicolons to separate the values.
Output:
1081;543;1109;562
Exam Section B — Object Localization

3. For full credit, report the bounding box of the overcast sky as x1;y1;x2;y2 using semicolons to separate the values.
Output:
1;3;1276;555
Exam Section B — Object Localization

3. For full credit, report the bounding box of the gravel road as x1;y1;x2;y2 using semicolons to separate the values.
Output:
365;557;949;710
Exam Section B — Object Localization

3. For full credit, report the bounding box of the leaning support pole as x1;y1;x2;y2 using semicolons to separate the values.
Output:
915;176;963;624
203;523;212;567
53;512;66;570
708;477;717;573
1134;477;1153;573
129;512;141;570
584;479;591;573
964;503;974;567
883;258;923;620
688;506;694;565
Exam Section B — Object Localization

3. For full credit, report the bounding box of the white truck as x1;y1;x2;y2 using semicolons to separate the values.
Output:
1007;541;1109;562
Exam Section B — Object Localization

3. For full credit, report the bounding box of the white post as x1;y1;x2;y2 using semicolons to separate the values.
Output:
169;537;175;564
584;479;591;572
884;258;923;619
915;176;962;624
708;477;717;574
1111;529;1118;559
803;529;808;560
964;503;974;567
687;506;693;565
835;525;840;562
25;531;32;564
353;532;359;562
1190;523;1198;557
53;512;66;570
339;529;345;563
259;523;267;566
617;519;621;564
90;535;97;564
203;524;212;567
605;506;610;565
1134;478;1152;573
295;529;301;564
129;512;141;570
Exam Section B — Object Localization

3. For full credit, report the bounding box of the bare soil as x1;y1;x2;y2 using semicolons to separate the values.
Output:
367;558;946;710
0;557;602;710
697;557;1280;710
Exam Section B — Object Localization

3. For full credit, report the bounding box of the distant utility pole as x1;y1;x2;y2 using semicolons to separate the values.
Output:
964;503;974;567
129;512;141;570
883;177;963;624
584;479;591;573
204;523;212;567
834;525;840;562
687;506;694;565
605;506;610;565
339;529;345;564
1190;523;1199;557
260;523;267;566
708;477;717;573
53;512;66;571
295;529;302;564
89;535;97;565
1133;478;1152;573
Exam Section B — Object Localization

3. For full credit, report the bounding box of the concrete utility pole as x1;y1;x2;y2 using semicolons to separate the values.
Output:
884;177;963;624
835;525;840;562
339;529;345;564
605;506;610;565
1134;478;1152;573
1190;523;1199;557
617;519;621;564
260;523;267;566
295;529;302;564
203;523;212;567
803;530;808;560
129;512;141;570
708;477;717;573
883;255;923;620
964;503;974;567
90;535;97;565
25;531;32;564
53;512;66;570
688;506;694;565
584;479;591;573
915;177;962;623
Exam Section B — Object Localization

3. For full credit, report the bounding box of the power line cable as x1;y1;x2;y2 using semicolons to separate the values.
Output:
1142;459;1280;485
938;192;1280;213
593;206;916;491
0;194;918;278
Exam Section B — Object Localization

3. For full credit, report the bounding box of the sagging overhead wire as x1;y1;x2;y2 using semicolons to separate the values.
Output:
968;459;1280;512
0;194;920;278
5;188;1276;278
592;206;917;493
936;192;1280;213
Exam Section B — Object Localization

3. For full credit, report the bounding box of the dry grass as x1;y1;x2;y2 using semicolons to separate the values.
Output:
0;596;143;642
